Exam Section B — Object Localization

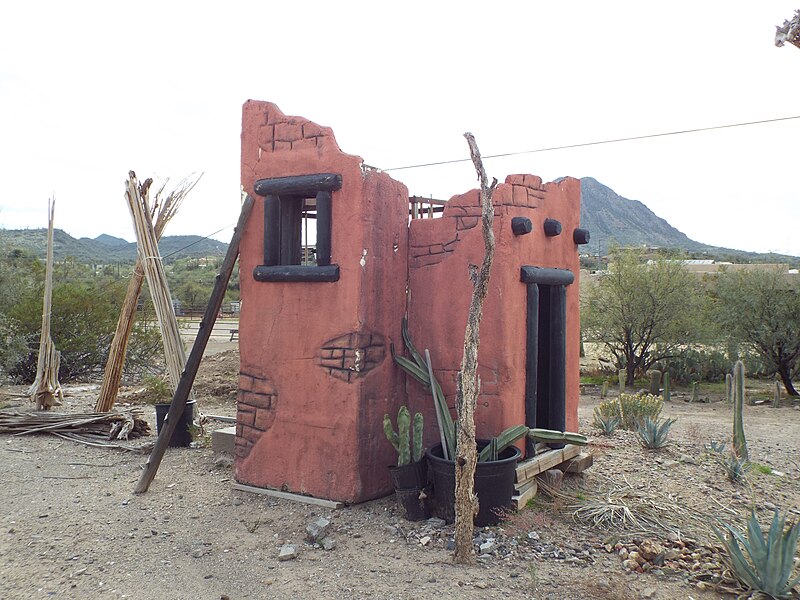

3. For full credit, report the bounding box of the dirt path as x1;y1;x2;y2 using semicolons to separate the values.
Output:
1;360;798;599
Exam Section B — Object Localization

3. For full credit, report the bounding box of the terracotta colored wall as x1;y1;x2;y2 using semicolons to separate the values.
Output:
236;101;409;503
406;175;582;453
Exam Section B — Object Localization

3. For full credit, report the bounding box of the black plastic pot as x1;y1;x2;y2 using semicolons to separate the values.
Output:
395;487;430;521
426;440;521;527
388;459;428;490
388;459;430;521
155;400;196;448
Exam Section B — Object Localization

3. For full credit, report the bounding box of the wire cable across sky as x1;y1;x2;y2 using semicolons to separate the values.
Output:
382;114;800;172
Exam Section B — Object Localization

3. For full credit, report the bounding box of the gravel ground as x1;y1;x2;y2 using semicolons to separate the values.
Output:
1;352;798;600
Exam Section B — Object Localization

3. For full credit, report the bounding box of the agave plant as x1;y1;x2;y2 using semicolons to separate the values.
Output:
636;416;675;450
713;510;800;598
715;452;752;484
592;410;620;436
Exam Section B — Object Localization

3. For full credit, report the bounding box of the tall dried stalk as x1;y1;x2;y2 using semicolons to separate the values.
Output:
95;176;199;412
28;199;63;410
453;134;496;564
123;171;192;403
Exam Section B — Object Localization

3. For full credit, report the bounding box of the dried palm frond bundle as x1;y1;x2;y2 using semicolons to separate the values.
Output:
0;409;150;442
95;174;200;412
28;199;63;410
122;171;194;407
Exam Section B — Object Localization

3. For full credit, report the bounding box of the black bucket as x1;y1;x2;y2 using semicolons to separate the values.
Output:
155;401;196;448
388;459;427;490
426;440;521;526
395;488;431;521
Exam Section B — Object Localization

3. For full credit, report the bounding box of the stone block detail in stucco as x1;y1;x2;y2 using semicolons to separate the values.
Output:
254;108;337;155
235;372;278;458
317;332;386;382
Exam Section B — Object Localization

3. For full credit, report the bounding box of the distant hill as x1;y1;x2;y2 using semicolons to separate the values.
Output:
0;229;227;263
3;179;797;265
579;177;799;263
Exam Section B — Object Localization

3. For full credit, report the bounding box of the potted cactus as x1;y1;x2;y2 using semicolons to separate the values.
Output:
383;406;429;521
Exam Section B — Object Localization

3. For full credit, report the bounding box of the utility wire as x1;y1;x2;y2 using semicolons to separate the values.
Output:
383;114;800;172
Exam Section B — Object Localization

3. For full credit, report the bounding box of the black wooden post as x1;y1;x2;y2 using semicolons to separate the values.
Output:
548;284;567;446
524;282;539;456
316;190;332;266
263;195;279;266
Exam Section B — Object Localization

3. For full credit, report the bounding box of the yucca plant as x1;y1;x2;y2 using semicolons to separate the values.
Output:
713;510;800;598
636;416;675;449
592;410;620;436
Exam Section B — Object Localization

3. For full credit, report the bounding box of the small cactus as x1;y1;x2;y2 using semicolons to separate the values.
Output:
725;373;733;404
383;406;424;466
690;381;698;403
618;368;626;394
649;370;661;395
663;371;671;403
600;379;609;398
773;380;782;408
732;361;748;461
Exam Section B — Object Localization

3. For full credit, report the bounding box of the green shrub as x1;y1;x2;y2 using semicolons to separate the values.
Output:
139;375;173;405
714;510;800;598
5;280;161;383
595;392;664;430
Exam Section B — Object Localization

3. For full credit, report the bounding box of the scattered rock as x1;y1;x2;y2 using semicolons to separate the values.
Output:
278;544;298;561
479;540;495;555
306;517;331;542
540;469;564;491
319;537;336;551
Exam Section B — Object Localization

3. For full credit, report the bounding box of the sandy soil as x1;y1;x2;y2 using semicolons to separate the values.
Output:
1;348;798;600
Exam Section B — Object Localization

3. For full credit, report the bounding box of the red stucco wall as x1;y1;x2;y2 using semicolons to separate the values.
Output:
406;175;582;453
237;101;582;503
236;101;409;502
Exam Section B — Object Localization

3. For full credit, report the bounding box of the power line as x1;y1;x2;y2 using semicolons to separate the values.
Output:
383;114;800;172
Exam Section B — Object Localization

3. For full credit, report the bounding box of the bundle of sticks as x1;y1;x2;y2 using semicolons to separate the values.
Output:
0;409;151;445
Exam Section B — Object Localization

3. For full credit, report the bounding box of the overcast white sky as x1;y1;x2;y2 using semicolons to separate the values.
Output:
2;2;799;256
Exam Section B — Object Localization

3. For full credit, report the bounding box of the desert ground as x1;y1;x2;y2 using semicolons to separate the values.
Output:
1;339;798;600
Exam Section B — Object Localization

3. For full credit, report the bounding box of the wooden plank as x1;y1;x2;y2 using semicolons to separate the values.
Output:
231;482;344;509
564;452;594;473
512;479;538;511
134;195;255;494
514;478;538;494
515;444;582;483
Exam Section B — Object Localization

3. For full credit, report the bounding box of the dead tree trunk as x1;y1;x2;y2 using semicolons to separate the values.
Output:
776;10;800;49
28;199;63;410
453;133;497;564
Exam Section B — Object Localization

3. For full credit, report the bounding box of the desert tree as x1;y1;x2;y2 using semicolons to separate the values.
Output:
714;266;800;396
582;248;703;386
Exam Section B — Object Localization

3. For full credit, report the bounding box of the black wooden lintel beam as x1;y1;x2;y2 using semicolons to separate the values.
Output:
253;264;340;283
520;266;575;286
254;173;342;197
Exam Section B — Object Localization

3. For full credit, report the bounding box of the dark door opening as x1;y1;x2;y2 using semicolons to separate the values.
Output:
521;266;574;453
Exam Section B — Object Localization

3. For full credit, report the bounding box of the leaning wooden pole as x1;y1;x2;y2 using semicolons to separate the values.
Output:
134;195;254;494
453;134;496;564
28;199;63;410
